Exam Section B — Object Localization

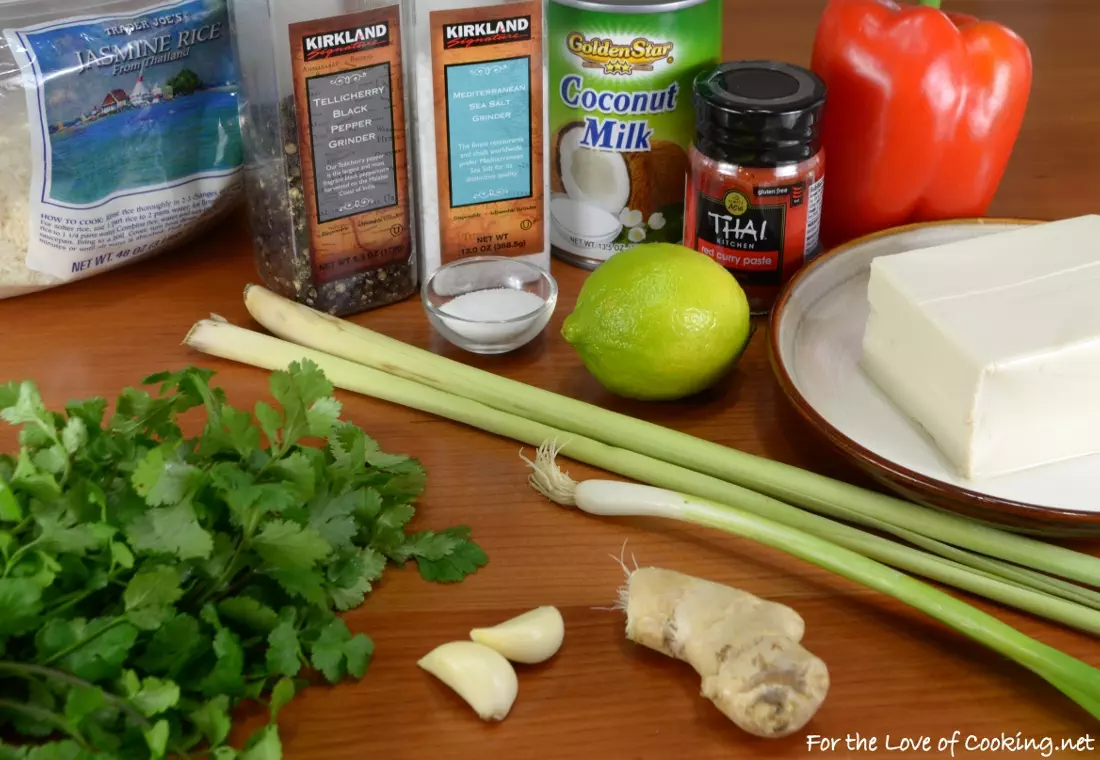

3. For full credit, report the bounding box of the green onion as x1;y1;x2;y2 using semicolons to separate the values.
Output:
183;318;1100;635
240;285;1100;587
523;442;1100;720
184;317;1100;718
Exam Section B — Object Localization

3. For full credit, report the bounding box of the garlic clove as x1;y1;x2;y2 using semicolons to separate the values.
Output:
469;605;565;664
417;641;519;721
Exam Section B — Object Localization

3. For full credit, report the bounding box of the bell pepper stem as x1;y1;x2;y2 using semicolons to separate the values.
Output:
919;0;943;8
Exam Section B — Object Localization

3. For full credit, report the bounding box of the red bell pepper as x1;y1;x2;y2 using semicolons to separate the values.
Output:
810;0;1032;247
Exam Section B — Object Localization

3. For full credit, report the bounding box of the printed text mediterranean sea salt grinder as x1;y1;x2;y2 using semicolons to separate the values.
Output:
683;60;826;315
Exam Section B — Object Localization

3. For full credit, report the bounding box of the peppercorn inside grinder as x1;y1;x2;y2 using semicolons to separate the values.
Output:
683;60;827;315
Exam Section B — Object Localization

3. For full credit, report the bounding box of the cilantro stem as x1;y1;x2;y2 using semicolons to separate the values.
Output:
43;587;102;617
2;536;41;578
42;617;127;666
0;663;193;760
0;699;87;747
198;513;260;606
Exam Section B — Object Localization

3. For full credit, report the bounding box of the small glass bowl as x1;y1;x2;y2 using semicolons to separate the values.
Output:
422;257;558;355
420;257;558;356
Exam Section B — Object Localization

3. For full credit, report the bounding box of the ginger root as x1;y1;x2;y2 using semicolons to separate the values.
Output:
619;566;829;738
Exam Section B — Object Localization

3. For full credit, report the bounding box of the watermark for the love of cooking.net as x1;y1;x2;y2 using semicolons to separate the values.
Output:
805;732;1095;757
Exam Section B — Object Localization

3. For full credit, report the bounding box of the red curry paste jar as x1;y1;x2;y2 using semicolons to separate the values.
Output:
683;61;827;314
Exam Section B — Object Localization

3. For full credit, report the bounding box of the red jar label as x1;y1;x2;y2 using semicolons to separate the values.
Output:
691;179;822;286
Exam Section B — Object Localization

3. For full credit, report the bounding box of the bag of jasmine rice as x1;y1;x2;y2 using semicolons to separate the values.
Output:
0;0;243;300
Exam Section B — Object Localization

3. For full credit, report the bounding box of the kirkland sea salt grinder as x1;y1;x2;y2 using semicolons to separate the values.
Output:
407;0;552;279
227;0;418;316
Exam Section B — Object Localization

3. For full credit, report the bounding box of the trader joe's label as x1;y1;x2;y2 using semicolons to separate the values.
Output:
2;0;243;281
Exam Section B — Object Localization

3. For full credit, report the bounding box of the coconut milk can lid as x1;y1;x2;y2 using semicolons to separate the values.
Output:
693;60;826;167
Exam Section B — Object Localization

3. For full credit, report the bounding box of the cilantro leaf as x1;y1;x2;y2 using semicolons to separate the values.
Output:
403;529;466;562
199;628;245;698
131;445;201;507
309;619;374;683
0;380;21;412
35;515;113;556
46;618;140;683
64;397;107;430
126;501;213;560
307;397;342;438
251;520;331;571
269;677;296;722
326;548;386;611
307;489;362;551
0;578;44;636
22;741;118;760
266;621;302;677
123;565;182;626
63;684;106;726
190;695;232;747
269;452;317;500
10;449;62;500
0;478;22;522
6;679;57;737
253;401;282;450
267;568;327;606
370;504;416;560
135;614;203;677
327;423;367;476
203;405;261;458
415;528;488;584
240;724;282;760
60;417;88;455
218;597;280;634
0;380;49;428
143;719;170;759
268;360;336;451
32;444;68;476
343;634;374;679
131;676;181;717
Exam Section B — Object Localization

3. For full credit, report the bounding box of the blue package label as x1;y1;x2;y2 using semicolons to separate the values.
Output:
2;0;242;281
444;56;532;208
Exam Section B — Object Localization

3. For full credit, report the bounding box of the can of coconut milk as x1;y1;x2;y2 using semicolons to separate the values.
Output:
547;0;722;268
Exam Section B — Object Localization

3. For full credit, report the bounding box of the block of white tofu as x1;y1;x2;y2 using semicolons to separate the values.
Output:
860;215;1100;480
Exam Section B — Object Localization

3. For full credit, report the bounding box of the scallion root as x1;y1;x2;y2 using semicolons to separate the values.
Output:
523;441;577;506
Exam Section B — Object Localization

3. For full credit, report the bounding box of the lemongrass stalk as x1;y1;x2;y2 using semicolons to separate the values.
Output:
797;495;1100;610
241;284;1100;586
183;319;1100;635
890;528;1100;611
522;443;1100;720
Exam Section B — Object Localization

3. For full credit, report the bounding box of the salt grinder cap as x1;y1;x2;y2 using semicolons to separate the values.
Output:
692;60;826;167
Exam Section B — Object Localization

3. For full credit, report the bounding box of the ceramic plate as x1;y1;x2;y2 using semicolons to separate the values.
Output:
768;219;1100;537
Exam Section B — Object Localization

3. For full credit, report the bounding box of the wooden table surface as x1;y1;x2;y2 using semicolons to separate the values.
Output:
4;1;1100;757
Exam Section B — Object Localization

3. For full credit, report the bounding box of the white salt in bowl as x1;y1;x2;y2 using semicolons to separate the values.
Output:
422;256;558;355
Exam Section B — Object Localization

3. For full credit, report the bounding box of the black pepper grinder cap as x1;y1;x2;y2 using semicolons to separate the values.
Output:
693;60;826;167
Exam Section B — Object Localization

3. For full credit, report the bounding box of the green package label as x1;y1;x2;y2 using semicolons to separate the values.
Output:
547;0;722;262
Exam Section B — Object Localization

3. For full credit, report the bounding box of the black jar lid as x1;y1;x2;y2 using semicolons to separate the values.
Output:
693;60;826;168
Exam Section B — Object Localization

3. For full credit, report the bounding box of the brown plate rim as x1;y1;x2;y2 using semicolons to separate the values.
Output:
766;217;1100;527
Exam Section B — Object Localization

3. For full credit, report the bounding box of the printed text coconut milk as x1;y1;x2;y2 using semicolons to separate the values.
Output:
547;0;722;268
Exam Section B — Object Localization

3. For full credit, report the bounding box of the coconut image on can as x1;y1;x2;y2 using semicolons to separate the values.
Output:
547;0;722;268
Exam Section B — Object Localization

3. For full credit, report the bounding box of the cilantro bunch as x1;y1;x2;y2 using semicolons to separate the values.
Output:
0;361;486;760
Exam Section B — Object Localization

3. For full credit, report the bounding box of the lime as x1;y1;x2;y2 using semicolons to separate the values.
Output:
562;243;752;401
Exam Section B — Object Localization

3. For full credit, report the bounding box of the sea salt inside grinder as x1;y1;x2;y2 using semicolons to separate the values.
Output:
683;60;826;315
227;0;418;316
